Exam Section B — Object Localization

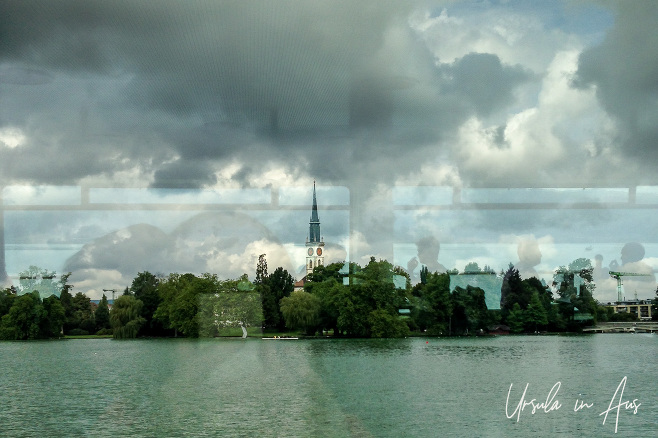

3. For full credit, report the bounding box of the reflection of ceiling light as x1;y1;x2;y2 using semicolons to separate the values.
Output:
0;126;26;149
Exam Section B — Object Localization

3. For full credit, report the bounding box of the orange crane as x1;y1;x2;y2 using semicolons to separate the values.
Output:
608;271;652;302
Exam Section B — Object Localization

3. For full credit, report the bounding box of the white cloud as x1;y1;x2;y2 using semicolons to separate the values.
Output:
0;126;26;149
452;49;617;184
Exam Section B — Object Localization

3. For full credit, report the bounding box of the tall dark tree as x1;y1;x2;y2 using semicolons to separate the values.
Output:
58;272;74;297
95;294;111;331
59;287;75;332
507;303;525;333
42;295;66;337
255;254;268;285
71;292;95;334
451;285;489;335
412;272;452;334
419;265;429;284
500;265;528;315
130;271;162;336
524;292;548;332
262;267;294;330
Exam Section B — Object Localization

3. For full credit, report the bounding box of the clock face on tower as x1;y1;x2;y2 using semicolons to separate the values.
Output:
316;248;322;256
308;248;314;256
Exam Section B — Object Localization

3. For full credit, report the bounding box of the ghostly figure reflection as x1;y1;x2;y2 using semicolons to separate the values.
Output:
597;242;656;302
514;236;542;280
406;236;447;282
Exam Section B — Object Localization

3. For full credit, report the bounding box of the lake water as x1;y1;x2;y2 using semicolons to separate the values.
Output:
0;335;655;437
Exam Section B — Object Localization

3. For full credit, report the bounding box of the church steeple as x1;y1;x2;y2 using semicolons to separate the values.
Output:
305;181;325;276
309;181;321;243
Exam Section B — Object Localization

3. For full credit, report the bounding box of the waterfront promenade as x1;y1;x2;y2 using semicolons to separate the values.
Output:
583;321;658;333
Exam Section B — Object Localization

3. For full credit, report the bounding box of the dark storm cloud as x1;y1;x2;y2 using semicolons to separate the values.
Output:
152;159;218;189
0;0;538;189
440;53;533;117
574;2;658;170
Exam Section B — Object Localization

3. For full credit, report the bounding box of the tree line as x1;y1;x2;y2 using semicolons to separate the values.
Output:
1;257;656;340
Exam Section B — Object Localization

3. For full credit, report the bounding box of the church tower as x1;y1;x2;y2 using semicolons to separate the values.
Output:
305;182;325;276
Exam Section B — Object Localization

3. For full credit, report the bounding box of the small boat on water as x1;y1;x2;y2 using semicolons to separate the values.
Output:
262;336;299;340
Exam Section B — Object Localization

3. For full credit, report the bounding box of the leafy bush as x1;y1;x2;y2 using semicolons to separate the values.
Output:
66;328;89;336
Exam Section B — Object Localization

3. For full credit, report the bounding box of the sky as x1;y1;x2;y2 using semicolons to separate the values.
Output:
1;0;657;302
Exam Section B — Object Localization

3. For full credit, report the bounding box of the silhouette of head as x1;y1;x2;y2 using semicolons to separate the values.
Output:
620;242;645;265
416;236;440;263
517;237;541;266
594;254;603;266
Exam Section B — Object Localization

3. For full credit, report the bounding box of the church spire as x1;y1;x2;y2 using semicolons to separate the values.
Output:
309;181;321;243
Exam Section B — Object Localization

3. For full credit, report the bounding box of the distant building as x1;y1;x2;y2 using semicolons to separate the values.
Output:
295;182;326;291
305;181;325;277
606;299;653;320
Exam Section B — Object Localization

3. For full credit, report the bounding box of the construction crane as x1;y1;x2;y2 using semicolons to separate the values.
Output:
608;271;652;302
103;288;117;302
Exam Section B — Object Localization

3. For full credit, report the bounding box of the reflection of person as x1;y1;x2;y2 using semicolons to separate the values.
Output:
592;254;608;282
609;242;649;271
606;242;656;301
514;236;541;279
406;236;447;283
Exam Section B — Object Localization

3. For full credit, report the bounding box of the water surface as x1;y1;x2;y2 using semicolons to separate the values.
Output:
1;335;655;437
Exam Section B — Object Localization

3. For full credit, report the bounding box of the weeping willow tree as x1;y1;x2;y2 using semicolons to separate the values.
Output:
110;295;145;339
279;290;321;335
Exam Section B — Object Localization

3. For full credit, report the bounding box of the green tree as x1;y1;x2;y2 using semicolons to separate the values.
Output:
553;259;597;328
507;303;525;334
500;265;528;315
307;262;353;286
368;308;409;338
0;291;47;340
0;287;17;317
412;272;452;334
71;292;95;334
59;287;75;332
335;284;371;337
419;265;429;284
463;262;481;273
255;254;268;285
95;294;111;331
261;266;294;330
524;292;548;332
154;273;215;337
280;290;321;335
308;278;344;334
130;271;163;336
42;295;66;337
451;285;489;335
110;295;145;339
57;272;74;297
